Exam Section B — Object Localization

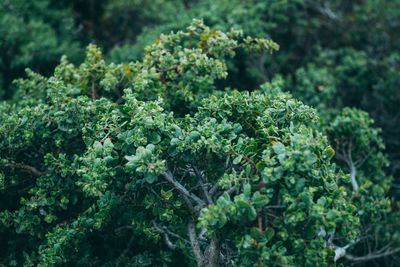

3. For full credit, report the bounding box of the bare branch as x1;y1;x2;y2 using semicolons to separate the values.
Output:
337;140;359;192
198;227;208;241
182;193;197;215
318;225;360;262
145;185;164;201
305;0;341;20
347;140;353;163
153;221;190;250
331;238;361;261
7;162;48;177
193;166;214;204
205;237;220;267
264;205;285;209
209;182;219;196
344;247;400;262
354;150;373;168
350;162;358;192
226;186;238;196
114;225;133;237
188;221;205;267
153;222;176;250
162;169;206;207
117;236;135;262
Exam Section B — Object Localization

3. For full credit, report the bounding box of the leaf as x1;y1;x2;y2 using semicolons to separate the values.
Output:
323;147;335;160
264;227;275;241
189;131;201;141
144;117;154;128
233;155;243;165
93;141;103;155
236;199;251;210
103;138;114;149
317;197;326;206
144;173;158;184
252;192;269;208
233;123;242;134
326;210;339;220
243;183;251;199
250;227;265;242
218;213;227;228
148;132;161;144
272;142;285;155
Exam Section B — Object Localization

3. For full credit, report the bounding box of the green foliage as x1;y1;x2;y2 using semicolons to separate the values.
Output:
2;1;400;183
0;22;361;266
1;1;400;266
328;108;390;193
326;108;400;264
100;0;400;186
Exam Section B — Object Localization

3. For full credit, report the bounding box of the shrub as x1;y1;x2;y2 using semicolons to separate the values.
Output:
1;19;398;267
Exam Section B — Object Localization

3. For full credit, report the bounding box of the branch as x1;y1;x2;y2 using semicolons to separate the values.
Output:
267;205;285;209
349;162;358;192
117;236;135;262
193;166;214;204
340;140;358;192
354;150;372;168
318;226;360;262
162;169;206;207
7;162;48;177
305;0;341;20
226;186;238;196
344;247;400;262
198;227;208;241
200;181;213;204
209;182;219;196
332;239;360;261
205;237;220;267
153;221;190;250
114;225;133;237
188;221;205;267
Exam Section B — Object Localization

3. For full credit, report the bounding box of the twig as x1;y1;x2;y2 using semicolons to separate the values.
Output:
344;247;400;262
162;168;206;207
7;162;48;177
152;221;189;246
193;166;214;204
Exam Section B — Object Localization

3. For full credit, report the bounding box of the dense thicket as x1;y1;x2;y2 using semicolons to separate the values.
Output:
1;0;399;192
1;1;400;266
